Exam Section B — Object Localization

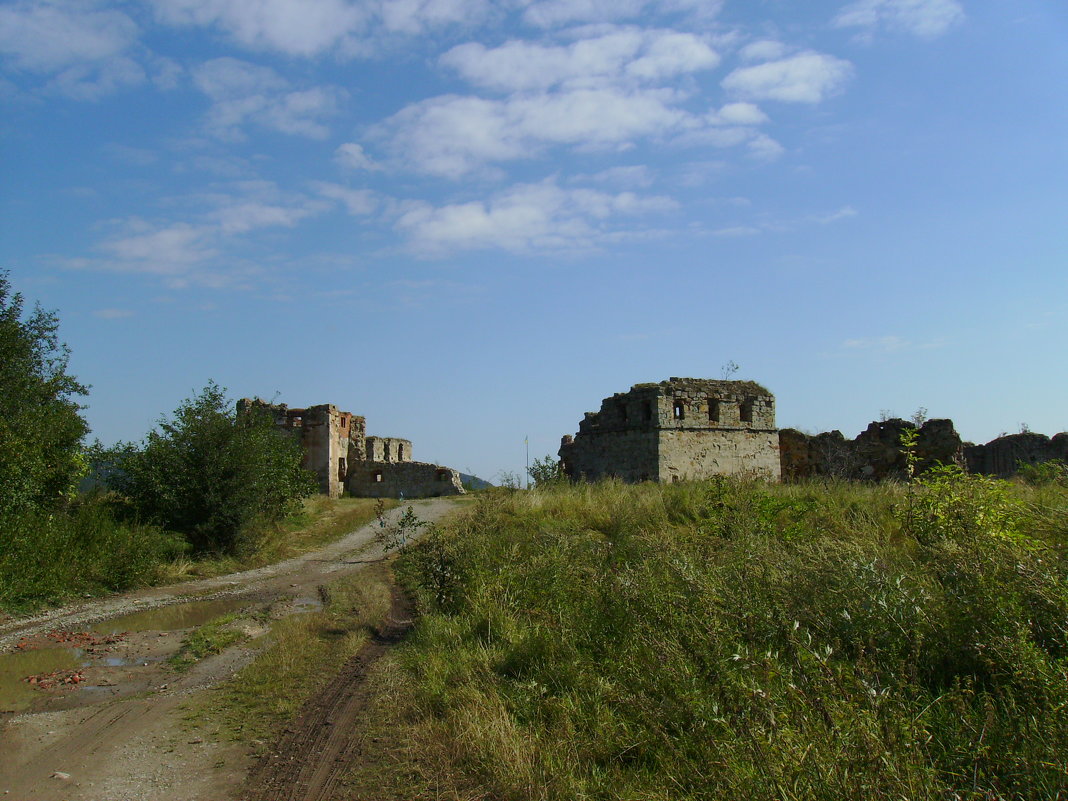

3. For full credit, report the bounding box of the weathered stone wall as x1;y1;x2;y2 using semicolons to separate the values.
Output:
779;419;1068;482
560;378;780;483
560;429;660;482
346;461;465;498
238;398;461;500
659;430;781;481
965;432;1068;478
366;436;413;464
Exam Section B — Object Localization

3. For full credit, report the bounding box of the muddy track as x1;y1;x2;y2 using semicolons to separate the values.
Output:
0;497;461;800
241;583;414;801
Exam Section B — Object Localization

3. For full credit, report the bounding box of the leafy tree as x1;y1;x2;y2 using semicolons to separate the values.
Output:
108;381;317;554
0;272;89;520
528;454;566;488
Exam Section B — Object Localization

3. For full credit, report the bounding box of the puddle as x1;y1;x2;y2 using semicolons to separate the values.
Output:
292;596;324;613
90;597;248;635
0;648;80;713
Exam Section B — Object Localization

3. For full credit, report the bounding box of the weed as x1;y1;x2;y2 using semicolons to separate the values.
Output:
391;478;1068;800
169;613;245;672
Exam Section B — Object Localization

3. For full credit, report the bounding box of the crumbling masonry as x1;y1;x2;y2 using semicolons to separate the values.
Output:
237;399;464;499
559;378;781;483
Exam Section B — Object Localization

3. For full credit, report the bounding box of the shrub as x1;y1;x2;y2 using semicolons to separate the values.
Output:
106;381;317;554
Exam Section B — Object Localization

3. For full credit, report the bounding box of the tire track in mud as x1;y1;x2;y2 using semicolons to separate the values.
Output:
240;583;415;801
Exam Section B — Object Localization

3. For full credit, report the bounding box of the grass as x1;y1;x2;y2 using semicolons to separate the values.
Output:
0;494;396;613
169;613;247;672
379;476;1068;801
187;562;395;747
157;496;398;582
0;499;186;613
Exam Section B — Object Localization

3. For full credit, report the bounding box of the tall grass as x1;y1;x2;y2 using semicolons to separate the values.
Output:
0;497;186;612
395;477;1068;800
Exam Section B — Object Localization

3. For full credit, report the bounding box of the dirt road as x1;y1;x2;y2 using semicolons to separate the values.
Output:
0;497;459;800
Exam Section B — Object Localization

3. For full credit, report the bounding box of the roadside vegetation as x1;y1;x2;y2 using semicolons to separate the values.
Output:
186;562;396;746
0;273;379;613
380;471;1068;800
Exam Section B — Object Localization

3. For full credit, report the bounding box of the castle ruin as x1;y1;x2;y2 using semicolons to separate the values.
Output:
559;378;781;483
237;399;465;499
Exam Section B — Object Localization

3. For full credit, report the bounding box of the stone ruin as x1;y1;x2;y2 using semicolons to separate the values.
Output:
559;378;781;483
236;399;465;499
559;379;1066;485
780;420;1068;482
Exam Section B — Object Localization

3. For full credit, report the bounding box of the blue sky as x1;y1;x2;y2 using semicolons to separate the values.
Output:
2;0;1066;482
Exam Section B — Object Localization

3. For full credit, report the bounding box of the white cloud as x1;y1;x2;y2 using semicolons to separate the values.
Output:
394;178;677;255
153;0;367;57
102;221;219;271
814;205;858;224
47;55;146;100
311;181;379;215
380;90;773;176
152;0;492;57
192;58;343;139
519;0;723;29
335;142;379;170
738;40;786;63
90;182;327;286
441;28;719;93
375;0;491;35
722;52;853;103
0;1;138;72
834;0;964;39
571;165;656;187
0;1;148;98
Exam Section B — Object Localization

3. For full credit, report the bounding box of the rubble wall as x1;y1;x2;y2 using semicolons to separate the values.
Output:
965;432;1068;478
347;461;465;498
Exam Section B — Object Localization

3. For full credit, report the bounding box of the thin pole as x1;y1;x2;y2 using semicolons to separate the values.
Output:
525;435;529;490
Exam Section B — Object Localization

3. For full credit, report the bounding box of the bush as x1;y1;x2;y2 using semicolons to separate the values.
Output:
395;478;1068;800
0;497;186;610
107;382;317;554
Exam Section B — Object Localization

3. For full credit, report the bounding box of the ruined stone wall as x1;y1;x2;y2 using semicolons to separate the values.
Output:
365;437;412;464
560;378;780;483
299;405;348;498
560;429;660;482
779;419;1068;482
346;461;465;498
659;430;781;481
965;432;1068;478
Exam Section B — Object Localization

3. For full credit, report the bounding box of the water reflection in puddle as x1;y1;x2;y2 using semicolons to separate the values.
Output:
90;597;248;635
0;648;80;712
292;596;324;612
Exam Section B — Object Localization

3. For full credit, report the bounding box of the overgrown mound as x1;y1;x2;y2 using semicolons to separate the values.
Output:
396;476;1068;800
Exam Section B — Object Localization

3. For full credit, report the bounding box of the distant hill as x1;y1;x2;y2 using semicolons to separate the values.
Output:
459;473;493;490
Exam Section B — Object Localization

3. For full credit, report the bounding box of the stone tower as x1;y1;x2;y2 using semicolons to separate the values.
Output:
559;378;781;483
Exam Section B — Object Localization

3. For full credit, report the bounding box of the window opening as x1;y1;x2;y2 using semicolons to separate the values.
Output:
673;401;685;420
708;399;720;423
740;400;754;423
373;471;383;483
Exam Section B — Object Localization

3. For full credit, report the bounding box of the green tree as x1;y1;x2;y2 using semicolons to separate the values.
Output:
108;382;317;554
0;272;89;521
527;454;565;488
